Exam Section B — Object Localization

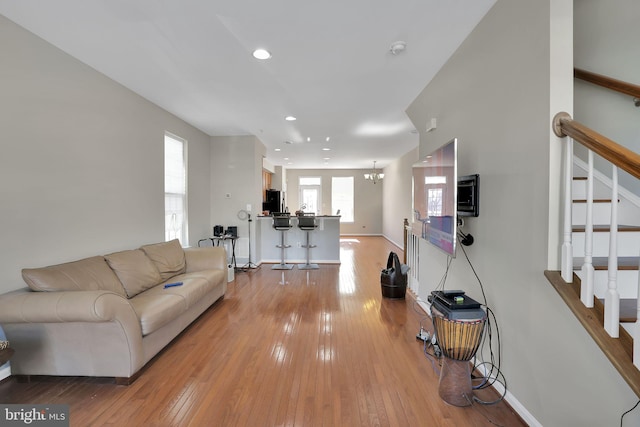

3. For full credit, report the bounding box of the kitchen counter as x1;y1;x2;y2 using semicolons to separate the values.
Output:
255;216;340;265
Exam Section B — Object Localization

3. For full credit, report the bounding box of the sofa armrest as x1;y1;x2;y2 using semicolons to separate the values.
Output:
184;246;227;273
0;287;145;378
0;288;138;325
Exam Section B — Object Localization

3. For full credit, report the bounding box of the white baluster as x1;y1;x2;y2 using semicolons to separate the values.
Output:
634;248;640;369
413;235;420;294
581;150;595;307
604;165;620;338
407;229;417;294
408;231;419;293
561;137;574;282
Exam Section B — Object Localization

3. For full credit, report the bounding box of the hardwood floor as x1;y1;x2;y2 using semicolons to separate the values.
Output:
0;236;525;426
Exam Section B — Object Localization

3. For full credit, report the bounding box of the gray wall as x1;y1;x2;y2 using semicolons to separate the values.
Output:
285;169;383;235
574;0;640;196
209;135;265;263
405;0;639;425
0;15;212;293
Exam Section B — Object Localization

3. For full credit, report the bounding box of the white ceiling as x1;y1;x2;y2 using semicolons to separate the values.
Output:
0;0;495;169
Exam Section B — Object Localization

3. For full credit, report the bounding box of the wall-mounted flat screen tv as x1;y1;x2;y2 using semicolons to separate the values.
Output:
412;138;457;257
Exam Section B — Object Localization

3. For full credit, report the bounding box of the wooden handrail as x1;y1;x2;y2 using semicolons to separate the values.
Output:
553;112;640;180
574;68;640;101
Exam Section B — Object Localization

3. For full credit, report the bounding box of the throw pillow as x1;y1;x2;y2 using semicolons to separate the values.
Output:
104;249;161;298
22;256;127;297
140;239;186;281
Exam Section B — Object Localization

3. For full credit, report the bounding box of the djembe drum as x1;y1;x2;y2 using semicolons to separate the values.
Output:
432;306;486;407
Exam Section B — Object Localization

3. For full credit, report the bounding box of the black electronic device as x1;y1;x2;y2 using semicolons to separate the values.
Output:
442;289;465;297
457;174;479;217
264;189;281;214
213;225;224;237
430;290;481;310
429;291;485;321
225;226;238;237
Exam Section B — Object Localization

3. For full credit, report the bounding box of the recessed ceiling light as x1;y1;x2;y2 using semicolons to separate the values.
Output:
252;49;272;60
323;157;331;160
322;148;331;151
307;137;311;142
325;137;330;142
285;116;296;121
283;157;289;160
274;148;281;152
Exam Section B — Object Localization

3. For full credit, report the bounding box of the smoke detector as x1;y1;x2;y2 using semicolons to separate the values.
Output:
390;41;407;55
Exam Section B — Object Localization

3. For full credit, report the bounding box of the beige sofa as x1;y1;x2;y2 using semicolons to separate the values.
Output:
0;239;227;384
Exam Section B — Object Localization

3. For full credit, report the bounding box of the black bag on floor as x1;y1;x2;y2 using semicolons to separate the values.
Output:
380;251;410;299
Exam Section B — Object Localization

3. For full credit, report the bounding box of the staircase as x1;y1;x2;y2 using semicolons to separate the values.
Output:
546;156;640;397
547;111;640;397
571;159;640;334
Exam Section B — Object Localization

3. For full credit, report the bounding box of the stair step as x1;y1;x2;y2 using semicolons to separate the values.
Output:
573;199;620;203
572;176;613;200
597;298;638;323
572;202;619;225
572;226;640;258
572;225;640;233
573;256;640;270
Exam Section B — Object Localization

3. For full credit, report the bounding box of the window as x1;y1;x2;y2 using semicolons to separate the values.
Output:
332;177;354;222
299;176;321;215
165;133;188;246
427;188;443;217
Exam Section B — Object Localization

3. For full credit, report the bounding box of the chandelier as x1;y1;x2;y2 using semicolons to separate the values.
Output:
364;161;384;184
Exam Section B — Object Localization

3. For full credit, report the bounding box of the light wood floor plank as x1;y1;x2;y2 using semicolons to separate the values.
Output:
0;236;525;426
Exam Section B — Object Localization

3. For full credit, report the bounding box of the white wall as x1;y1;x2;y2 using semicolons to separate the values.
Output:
284;169;383;235
574;0;640;196
0;15;212;294
406;0;639;425
381;148;418;248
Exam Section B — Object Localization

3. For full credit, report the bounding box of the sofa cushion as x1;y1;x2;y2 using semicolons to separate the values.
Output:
104;249;161;298
140;239;186;281
129;273;221;335
22;256;127;297
128;292;187;336
160;273;222;308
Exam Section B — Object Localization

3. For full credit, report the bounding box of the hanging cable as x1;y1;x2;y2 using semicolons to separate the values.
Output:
621;399;640;426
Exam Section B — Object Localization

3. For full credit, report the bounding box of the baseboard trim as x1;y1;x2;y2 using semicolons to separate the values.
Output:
474;363;542;427
383;235;404;251
0;364;10;383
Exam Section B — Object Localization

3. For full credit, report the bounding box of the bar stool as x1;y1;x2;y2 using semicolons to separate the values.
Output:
272;214;294;270
297;215;319;270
